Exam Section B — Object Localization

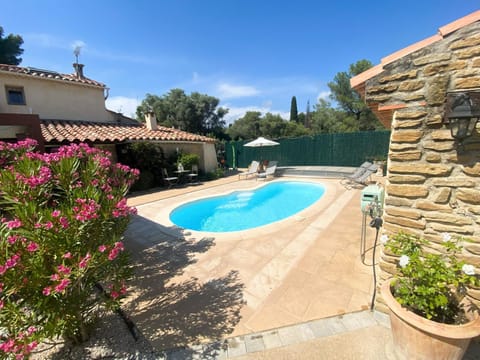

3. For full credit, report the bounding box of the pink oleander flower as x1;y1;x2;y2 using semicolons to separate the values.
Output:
63;252;72;259
26;242;39;252
6;218;22;229
59;216;69;229
5;254;20;269
42;286;51;296
43;221;53;230
51;210;61;217
27;340;38;352
110;290;120;299
120;284;127;295
7;235;19;244
50;274;60;281
108;249;119;261
54;278;70;293
14;138;37;149
79;253;92;268
57;264;71;275
0;300;4;309
98;245;107;253
73;198;100;222
0;338;14;352
101;183;112;193
112;198;137;218
108;241;125;261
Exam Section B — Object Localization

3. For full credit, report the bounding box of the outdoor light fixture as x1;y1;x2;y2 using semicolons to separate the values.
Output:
445;92;480;151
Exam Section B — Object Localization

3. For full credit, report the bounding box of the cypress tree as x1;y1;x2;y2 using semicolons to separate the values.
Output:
305;100;311;129
290;96;298;122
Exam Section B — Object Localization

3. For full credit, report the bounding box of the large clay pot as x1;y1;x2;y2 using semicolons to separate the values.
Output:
381;278;480;360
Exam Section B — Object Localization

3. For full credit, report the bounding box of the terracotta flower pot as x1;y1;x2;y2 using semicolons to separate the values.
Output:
381;278;480;360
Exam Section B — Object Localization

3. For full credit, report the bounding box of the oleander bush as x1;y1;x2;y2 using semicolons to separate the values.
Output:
0;139;139;358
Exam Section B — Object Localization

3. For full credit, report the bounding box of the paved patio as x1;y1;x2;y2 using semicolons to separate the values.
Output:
123;172;480;358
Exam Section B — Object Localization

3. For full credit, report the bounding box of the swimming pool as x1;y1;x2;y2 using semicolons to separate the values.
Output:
170;181;325;232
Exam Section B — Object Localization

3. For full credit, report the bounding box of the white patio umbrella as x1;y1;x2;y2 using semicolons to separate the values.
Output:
243;137;279;169
243;137;279;147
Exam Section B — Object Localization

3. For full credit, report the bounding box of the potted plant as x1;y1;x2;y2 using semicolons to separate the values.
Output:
381;232;480;360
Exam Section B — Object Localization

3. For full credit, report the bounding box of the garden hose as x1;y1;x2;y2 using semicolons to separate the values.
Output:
369;217;383;311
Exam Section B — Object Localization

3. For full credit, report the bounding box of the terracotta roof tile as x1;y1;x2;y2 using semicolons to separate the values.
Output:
40;120;216;144
0;64;106;88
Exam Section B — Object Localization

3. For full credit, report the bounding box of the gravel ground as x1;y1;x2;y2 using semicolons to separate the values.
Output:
30;311;161;360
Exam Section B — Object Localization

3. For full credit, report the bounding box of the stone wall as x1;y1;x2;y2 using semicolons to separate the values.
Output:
362;21;480;309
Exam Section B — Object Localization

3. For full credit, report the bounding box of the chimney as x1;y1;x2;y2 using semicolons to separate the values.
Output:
145;111;158;130
73;63;84;79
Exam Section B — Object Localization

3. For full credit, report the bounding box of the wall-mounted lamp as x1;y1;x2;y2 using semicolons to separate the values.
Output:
444;92;480;151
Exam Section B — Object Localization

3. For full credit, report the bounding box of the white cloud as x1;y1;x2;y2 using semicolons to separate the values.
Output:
217;83;260;99
105;96;140;118
317;91;330;100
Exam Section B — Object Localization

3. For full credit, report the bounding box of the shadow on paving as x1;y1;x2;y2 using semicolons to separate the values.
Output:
123;215;246;351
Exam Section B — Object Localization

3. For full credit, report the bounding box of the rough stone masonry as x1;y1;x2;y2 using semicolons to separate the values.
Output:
357;20;480;308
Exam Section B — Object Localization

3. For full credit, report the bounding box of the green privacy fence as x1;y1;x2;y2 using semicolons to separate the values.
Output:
225;131;391;168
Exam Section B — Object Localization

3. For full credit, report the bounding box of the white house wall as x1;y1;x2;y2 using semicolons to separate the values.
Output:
0;74;109;122
159;142;218;173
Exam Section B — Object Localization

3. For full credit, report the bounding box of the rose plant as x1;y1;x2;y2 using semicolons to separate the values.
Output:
0;139;139;359
383;231;479;324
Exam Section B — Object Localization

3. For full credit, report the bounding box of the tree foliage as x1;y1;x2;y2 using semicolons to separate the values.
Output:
289;96;298;122
327;59;382;131
309;98;356;133
226;111;309;140
136;89;228;138
0;26;24;65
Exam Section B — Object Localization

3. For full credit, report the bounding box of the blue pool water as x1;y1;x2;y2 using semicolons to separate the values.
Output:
170;181;325;232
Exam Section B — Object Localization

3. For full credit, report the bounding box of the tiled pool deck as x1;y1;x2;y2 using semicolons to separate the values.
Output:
124;171;480;359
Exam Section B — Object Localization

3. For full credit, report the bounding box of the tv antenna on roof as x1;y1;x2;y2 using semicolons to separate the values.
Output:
73;45;82;64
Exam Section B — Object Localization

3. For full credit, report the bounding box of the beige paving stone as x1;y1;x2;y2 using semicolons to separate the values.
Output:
276;285;316;319
293;254;322;274
280;267;313;288
304;286;354;320
244;304;301;333
347;291;372;312
337;271;373;294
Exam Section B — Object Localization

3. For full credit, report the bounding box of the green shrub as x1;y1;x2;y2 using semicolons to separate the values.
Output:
117;142;166;188
204;167;224;181
177;153;199;170
384;232;479;324
130;170;155;191
0;139;139;358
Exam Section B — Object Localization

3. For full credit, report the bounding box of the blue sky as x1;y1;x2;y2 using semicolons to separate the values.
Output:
2;1;479;124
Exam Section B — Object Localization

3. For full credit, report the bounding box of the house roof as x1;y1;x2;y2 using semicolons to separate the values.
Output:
350;10;480;91
40;119;216;144
0;64;106;88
